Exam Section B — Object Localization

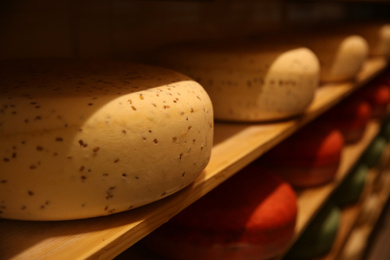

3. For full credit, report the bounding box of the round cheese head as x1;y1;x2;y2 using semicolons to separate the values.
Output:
253;30;368;82
322;97;372;143
143;164;298;260
287;204;340;259
362;136;387;168
332;163;368;206
324;35;369;82
371;24;390;58
262;122;344;187
347;23;390;58
0;60;214;221
156;42;320;122
285;33;369;82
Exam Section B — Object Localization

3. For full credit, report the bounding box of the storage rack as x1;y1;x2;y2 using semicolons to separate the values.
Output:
0;56;388;259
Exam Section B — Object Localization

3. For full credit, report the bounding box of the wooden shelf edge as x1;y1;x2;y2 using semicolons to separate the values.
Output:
334;148;390;260
302;133;390;260
278;120;381;260
0;58;387;260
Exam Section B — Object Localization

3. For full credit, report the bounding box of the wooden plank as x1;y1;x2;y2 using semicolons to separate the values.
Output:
0;58;386;260
294;122;380;236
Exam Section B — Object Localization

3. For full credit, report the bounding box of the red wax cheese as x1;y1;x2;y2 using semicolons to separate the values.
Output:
261;122;344;188
357;80;390;119
322;97;372;143
143;165;298;260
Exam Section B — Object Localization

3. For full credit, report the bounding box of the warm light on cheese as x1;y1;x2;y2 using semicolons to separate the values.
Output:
325;35;369;82
0;60;214;221
156;42;320;122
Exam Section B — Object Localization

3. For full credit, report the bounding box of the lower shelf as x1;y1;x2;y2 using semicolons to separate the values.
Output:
118;120;384;260
336;162;390;260
311;137;390;260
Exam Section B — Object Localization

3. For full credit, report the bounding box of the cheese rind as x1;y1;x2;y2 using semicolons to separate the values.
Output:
325;36;369;82
156;42;320;122
143;165;297;260
0;60;214;220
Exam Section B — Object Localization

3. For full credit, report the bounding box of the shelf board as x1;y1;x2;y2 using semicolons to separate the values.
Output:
294;121;380;236
335;146;390;260
0;57;387;260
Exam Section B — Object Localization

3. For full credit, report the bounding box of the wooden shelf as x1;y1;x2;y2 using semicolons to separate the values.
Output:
291;129;390;260
0;57;387;260
332;146;390;260
294;121;380;238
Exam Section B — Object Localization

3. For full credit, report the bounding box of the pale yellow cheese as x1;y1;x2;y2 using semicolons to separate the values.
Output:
0;60;214;220
253;30;369;82
156;42;320;122
371;24;390;58
282;33;369;82
321;35;369;82
334;23;390;58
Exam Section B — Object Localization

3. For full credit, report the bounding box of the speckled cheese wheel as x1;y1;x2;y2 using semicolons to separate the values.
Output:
320;35;368;82
343;23;390;58
261;121;344;187
143;164;298;260
156;41;320;122
300;35;368;82
332;163;368;206
267;31;369;82
366;24;390;58
286;204;340;259
0;60;214;221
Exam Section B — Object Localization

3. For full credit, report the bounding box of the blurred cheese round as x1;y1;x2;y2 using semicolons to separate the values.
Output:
366;24;390;58
143;164;298;260
362;136;387;168
155;41;320;122
332;163;368;206
259;30;369;82
261;121;344;187
379;118;390;141
357;80;390;119
322;96;372;143
0;59;214;221
319;35;368;82
356;194;380;227
287;204;340;259
339;23;390;58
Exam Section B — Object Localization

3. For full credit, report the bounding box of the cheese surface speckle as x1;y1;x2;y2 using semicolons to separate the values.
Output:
0;60;214;220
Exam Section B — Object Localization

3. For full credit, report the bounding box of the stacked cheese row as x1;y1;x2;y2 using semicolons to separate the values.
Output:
155;41;320;122
1;23;388;226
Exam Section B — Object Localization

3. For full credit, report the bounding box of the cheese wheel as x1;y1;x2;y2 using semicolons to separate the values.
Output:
294;34;368;82
379;118;390;142
321;35;368;82
322;96;372;143
356;194;380;227
336;23;390;58
155;41;320;122
366;24;390;58
356;79;390;119
332;163;368;206
0;59;214;221
255;30;369;82
286;204;340;259
362;136;387;168
261;121;344;187
143;164;298;260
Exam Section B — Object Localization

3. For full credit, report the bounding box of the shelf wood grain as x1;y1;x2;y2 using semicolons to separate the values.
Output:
0;58;387;260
